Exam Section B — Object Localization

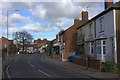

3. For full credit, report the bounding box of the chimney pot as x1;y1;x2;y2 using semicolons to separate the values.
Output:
74;17;79;24
81;11;88;22
105;0;113;9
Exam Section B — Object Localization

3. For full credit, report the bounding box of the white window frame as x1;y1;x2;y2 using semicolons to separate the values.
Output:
86;43;90;54
99;17;105;31
102;40;106;54
90;23;93;35
90;42;94;55
96;40;101;54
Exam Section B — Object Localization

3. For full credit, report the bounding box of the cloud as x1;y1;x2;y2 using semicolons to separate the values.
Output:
2;27;21;35
30;1;103;28
21;23;58;32
1;1;103;33
2;22;58;35
2;13;31;27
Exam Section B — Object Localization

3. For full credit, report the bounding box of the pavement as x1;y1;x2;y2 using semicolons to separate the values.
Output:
0;57;2;80
7;53;93;79
44;54;120;79
2;55;17;78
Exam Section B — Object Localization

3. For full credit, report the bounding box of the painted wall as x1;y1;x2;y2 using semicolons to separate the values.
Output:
95;10;114;61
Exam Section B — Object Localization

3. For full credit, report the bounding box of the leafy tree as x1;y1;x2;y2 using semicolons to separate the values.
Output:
14;30;33;53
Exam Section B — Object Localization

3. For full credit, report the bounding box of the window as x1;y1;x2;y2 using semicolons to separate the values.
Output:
86;42;94;55
90;42;94;54
86;43;90;54
80;28;82;35
96;41;101;54
90;23;93;35
4;44;6;48
99;17;104;31
96;40;106;54
103;40;106;54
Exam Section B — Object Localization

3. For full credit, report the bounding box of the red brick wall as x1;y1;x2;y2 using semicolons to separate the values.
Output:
52;54;60;59
64;11;88;59
34;38;49;50
0;37;7;49
52;38;57;45
73;58;86;67
89;59;102;70
0;37;15;54
73;57;102;70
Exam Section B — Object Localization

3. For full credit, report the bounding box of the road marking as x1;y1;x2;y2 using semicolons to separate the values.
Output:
6;63;11;79
28;55;51;77
6;59;16;79
38;70;51;77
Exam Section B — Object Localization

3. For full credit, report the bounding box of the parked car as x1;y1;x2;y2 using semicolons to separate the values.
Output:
69;51;81;62
28;51;34;54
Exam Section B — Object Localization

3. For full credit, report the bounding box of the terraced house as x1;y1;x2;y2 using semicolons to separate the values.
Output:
77;1;120;65
58;11;88;61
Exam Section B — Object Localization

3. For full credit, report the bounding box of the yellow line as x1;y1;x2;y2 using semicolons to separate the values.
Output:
6;58;16;79
6;62;11;79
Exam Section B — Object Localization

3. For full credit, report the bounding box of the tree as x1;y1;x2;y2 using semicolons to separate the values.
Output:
14;30;33;54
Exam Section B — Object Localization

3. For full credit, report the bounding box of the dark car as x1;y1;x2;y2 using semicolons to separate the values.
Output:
69;51;80;62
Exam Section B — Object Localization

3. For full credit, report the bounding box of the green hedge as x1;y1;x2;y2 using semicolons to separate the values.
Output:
101;61;118;72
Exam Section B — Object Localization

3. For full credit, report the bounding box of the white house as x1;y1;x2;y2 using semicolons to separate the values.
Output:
77;1;120;63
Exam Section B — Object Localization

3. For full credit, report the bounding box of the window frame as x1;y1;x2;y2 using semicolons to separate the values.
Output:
89;23;93;35
99;17;105;32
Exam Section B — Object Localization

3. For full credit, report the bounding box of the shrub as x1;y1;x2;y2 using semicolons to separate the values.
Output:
101;61;118;72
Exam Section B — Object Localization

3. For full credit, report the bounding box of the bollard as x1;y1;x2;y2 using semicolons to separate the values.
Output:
86;57;88;70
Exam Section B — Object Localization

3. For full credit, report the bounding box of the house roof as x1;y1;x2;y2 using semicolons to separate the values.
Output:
76;2;120;29
0;36;8;40
59;30;65;36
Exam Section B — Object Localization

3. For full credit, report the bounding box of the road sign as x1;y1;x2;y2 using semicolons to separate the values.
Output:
59;45;62;47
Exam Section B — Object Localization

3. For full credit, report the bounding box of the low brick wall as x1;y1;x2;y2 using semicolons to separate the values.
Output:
89;59;102;70
73;58;86;67
73;57;102;70
52;54;60;59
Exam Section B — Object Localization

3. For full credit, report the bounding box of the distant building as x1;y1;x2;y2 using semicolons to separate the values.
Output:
34;38;50;52
0;36;17;54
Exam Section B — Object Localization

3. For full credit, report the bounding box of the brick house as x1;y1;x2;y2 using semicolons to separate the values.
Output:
0;36;17;54
59;30;66;60
58;11;88;61
51;35;59;55
34;38;50;52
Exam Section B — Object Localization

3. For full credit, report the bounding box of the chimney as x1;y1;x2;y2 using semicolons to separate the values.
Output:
81;11;88;22
43;38;47;41
74;17;80;24
105;0;113;9
56;35;58;39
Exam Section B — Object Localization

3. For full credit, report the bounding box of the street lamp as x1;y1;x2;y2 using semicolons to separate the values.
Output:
7;9;19;58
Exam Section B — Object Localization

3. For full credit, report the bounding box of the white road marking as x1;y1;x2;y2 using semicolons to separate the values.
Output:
28;55;51;77
38;70;51;77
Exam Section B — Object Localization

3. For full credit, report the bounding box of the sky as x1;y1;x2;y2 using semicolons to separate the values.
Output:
1;0;119;41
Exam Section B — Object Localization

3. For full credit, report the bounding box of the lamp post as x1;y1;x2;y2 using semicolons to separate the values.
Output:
7;10;19;58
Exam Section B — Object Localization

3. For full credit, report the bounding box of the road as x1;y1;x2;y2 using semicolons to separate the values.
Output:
8;53;92;78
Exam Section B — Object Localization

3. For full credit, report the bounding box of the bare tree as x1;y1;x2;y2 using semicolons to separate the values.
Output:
14;30;33;54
